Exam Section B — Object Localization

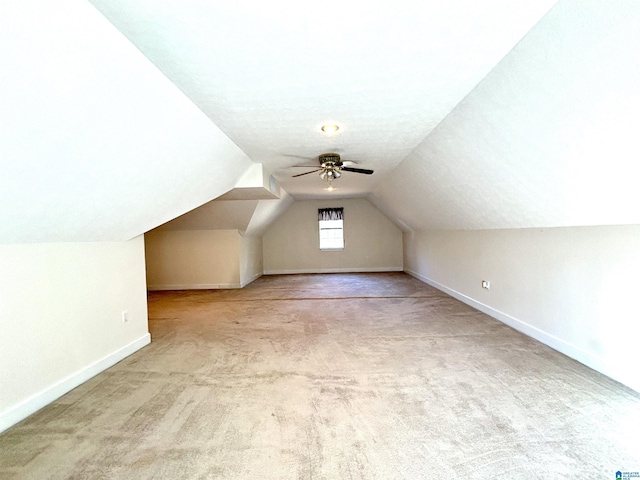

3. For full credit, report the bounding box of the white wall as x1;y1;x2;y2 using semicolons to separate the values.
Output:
145;227;266;290
145;229;244;289
364;0;640;394
0;237;149;433
263;198;402;274
240;235;263;287
404;226;640;393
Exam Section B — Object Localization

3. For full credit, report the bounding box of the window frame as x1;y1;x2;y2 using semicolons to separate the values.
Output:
318;207;344;251
318;218;344;251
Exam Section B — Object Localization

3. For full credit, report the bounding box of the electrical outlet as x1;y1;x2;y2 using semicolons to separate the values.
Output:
481;280;490;290
121;311;129;323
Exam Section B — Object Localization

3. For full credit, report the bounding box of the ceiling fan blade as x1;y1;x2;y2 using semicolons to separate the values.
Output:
342;167;374;175
291;165;321;168
282;154;313;160
292;169;322;177
334;160;356;167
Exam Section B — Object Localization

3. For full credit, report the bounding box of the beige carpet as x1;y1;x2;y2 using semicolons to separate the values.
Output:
1;272;639;479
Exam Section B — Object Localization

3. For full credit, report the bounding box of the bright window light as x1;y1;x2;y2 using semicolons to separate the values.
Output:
319;219;344;250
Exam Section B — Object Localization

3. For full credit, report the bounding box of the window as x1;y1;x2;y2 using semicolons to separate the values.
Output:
318;207;344;250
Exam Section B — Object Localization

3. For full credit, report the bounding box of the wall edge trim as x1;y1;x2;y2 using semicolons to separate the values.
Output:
404;269;640;394
0;333;151;434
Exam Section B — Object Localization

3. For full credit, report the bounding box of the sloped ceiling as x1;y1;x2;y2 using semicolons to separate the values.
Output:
5;1;636;243
153;200;261;233
152;190;295;237
88;0;557;200
0;1;255;243
370;0;640;230
149;161;293;236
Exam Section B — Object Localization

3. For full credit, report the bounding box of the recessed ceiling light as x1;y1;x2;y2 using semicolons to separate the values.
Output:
321;124;339;133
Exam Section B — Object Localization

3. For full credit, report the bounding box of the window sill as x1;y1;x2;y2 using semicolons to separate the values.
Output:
319;248;344;251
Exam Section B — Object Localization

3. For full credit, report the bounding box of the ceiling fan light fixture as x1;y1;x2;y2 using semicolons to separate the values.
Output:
324;177;336;191
290;152;374;189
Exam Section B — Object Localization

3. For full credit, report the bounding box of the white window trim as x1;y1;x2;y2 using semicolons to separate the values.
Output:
319;218;344;250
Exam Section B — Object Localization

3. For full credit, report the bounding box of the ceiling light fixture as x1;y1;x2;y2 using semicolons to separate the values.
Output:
324;179;336;192
320;166;340;191
321;124;339;134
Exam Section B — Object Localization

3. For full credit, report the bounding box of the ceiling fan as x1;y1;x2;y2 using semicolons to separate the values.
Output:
291;153;374;185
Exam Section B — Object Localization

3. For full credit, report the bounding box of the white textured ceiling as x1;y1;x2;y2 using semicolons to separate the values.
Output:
0;1;254;243
370;0;640;231
9;0;634;243
88;0;558;199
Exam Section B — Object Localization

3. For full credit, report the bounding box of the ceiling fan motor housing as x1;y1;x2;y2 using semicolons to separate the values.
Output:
319;153;341;165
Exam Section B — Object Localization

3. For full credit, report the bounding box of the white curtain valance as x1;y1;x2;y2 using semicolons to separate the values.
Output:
318;207;344;221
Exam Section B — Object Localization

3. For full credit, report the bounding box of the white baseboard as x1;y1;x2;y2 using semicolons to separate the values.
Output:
148;274;263;291
147;283;242;290
0;333;151;434
405;269;640;394
264;267;403;275
240;272;262;288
